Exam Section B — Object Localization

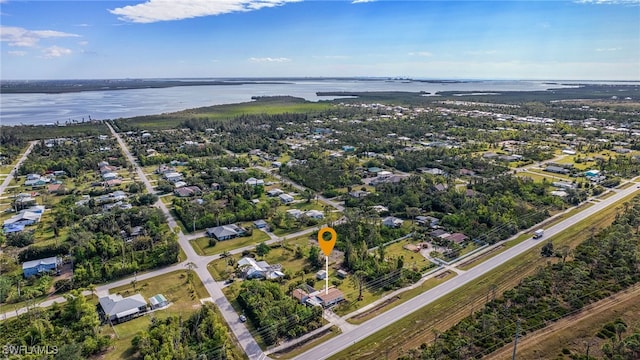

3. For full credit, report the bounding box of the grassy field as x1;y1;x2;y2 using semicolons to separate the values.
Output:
270;326;342;359
101;270;210;360
115;98;333;130
190;230;271;256
328;193;639;360
486;286;640;360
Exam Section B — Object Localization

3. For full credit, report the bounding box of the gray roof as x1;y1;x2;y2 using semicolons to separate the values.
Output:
22;256;59;270
207;224;243;238
99;294;147;318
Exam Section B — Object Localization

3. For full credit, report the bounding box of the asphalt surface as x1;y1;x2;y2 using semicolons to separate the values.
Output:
294;181;640;360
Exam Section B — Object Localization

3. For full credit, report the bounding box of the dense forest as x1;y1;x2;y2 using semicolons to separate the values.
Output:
130;303;242;360
0;289;112;359
403;197;640;359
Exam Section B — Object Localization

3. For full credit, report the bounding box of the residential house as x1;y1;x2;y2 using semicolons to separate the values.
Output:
416;216;439;228
267;188;285;197
279;193;295;204
429;229;449;238
173;181;188;188
206;224;245;241
419;167;446;175
3;207;43;231
313;287;345;308
382;216;404;228
105;179;122;187
98;294;148;324
305;210;324;219
286;209;304;219
245;177;264;186
293;288;309;303
102;172;118;181
459;168;476;176
47;184;65;194
371;205;389;213
446;233;469;245
163;172;183;183
237;257;284;280
149;294;168;310
22;256;61;278
348;190;369;198
253;219;269;230
553;181;576;189
174;186;201;197
434;183;448;192
545;166;570;175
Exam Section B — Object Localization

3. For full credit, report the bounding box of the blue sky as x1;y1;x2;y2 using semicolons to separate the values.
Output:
1;0;638;80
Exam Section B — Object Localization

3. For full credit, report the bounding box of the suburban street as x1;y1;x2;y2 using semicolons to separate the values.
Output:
106;123;268;359
2;131;639;360
0;141;37;197
294;180;640;360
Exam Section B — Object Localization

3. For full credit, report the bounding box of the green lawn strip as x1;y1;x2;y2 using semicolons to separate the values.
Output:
190;230;271;257
329;193;636;360
270;326;342;359
617;182;635;190
598;191;616;200
102;270;209;360
345;271;457;325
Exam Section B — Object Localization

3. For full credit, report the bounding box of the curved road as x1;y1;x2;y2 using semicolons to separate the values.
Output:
294;181;640;360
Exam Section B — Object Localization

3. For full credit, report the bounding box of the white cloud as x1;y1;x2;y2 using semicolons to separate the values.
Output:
109;0;300;23
352;0;376;3
8;50;27;56
42;46;72;58
596;47;621;51
249;57;291;62
78;40;89;46
408;51;433;57
0;26;80;47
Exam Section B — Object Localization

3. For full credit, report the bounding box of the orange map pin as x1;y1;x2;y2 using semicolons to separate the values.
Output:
317;227;337;256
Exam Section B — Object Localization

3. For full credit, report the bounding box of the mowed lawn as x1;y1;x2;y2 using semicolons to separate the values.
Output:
190;229;271;256
101;270;209;360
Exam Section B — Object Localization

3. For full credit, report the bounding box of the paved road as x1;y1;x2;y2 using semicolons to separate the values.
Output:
294;180;640;360
0;141;37;197
106;123;266;360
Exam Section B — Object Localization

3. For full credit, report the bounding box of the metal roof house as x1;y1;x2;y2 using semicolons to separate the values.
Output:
22;256;61;278
99;294;147;324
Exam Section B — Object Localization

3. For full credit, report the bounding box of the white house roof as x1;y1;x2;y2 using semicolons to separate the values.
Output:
22;256;59;270
305;210;324;218
99;294;147;318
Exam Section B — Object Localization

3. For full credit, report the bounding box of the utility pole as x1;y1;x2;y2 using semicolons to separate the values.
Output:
512;318;521;360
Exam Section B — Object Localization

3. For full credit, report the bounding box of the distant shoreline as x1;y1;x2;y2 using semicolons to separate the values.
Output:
0;79;293;94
